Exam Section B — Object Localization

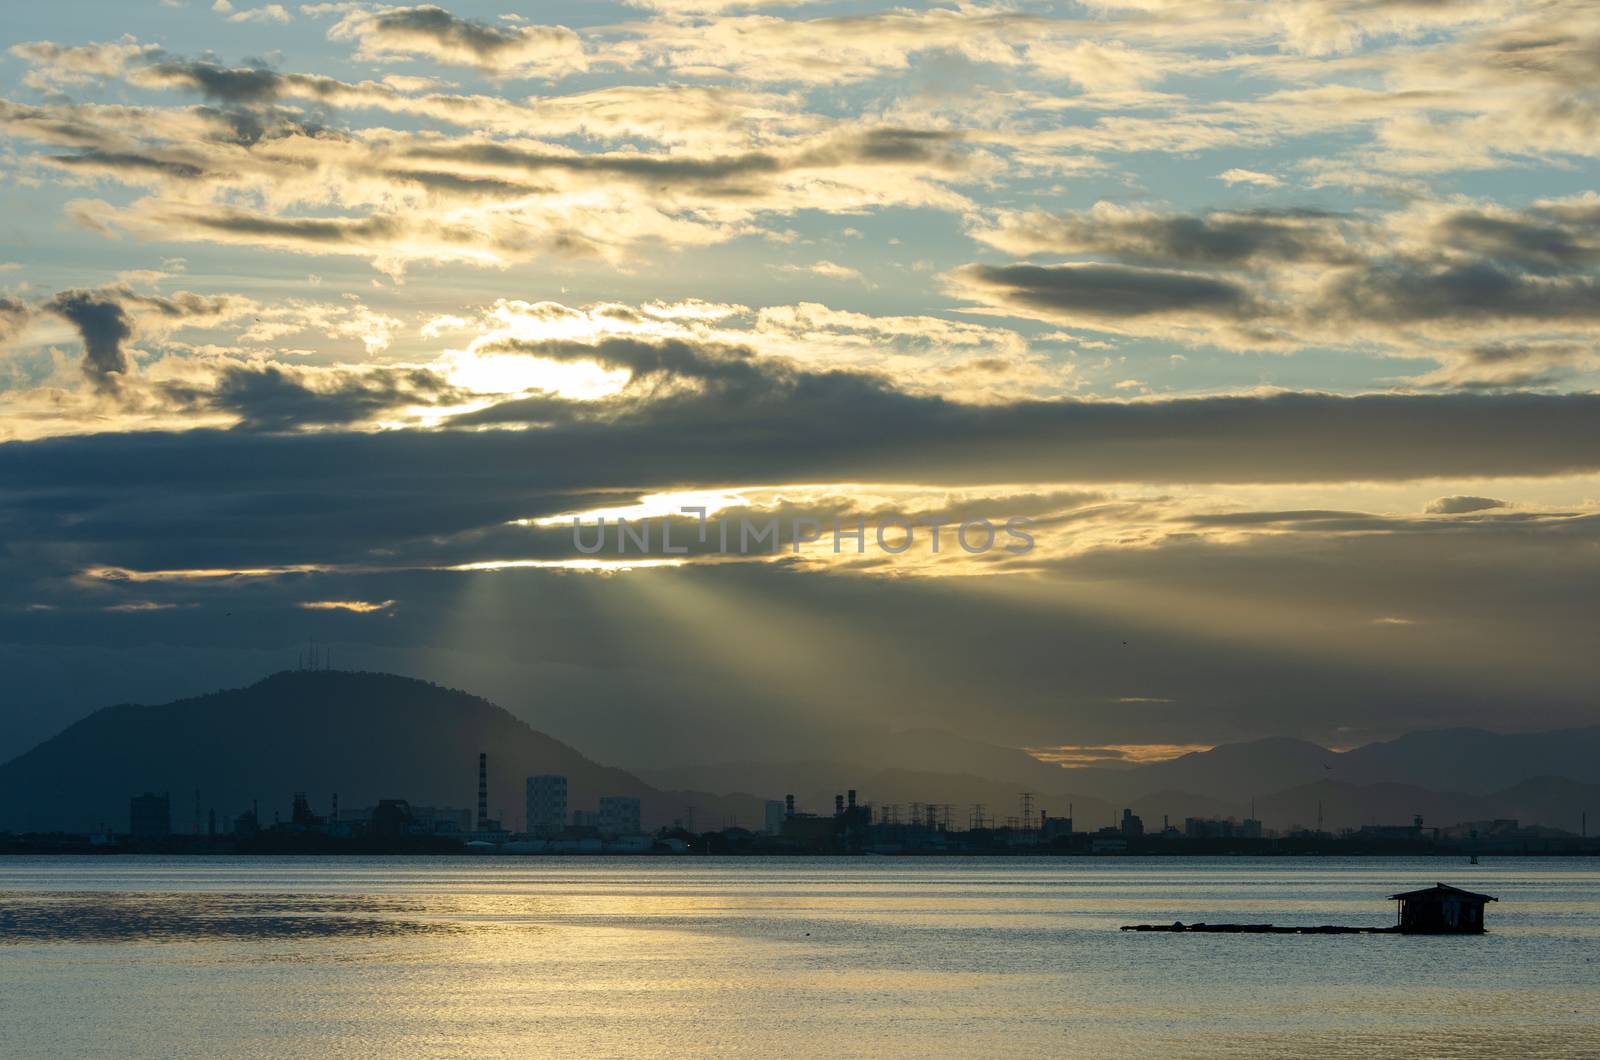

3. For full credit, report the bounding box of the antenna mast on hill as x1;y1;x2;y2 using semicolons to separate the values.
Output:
298;640;330;671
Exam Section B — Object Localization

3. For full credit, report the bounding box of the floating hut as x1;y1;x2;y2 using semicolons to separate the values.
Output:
1122;881;1499;935
1389;882;1497;934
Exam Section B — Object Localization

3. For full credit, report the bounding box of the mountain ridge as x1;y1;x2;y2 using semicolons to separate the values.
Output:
0;670;760;834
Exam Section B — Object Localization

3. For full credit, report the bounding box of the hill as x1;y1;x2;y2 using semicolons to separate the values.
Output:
1051;728;1600;807
0;670;758;834
1335;728;1600;794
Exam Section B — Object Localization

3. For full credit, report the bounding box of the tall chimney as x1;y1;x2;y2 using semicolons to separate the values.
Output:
477;752;489;830
847;789;857;810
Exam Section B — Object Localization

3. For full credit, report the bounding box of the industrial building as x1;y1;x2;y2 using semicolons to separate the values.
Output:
778;790;872;853
341;803;471;835
526;774;568;836
599;795;641;837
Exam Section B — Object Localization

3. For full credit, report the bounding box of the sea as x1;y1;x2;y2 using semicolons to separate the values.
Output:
0;856;1595;1058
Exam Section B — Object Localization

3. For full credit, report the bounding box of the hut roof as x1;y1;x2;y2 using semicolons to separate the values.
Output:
1388;882;1498;903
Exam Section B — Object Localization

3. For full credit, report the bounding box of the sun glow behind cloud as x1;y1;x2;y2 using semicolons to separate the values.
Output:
525;489;751;526
441;348;630;399
1028;743;1214;768
299;599;397;613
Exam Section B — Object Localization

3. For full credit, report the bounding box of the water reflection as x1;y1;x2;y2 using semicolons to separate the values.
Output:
0;891;456;943
0;857;1594;1058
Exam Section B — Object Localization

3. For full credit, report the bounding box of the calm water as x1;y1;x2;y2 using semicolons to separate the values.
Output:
1;856;1596;1058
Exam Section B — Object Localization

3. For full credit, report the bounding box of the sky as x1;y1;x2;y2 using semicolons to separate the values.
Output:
1;0;1598;770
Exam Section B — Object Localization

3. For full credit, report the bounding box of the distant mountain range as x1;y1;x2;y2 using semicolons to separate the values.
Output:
2;670;1596;836
0;671;760;834
1060;728;1600;801
636;724;1600;834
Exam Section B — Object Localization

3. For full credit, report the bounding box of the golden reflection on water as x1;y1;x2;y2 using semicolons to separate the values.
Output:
0;857;1596;1058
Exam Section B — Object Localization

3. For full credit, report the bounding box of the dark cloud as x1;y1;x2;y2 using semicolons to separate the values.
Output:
330;5;585;75
5;387;1600;502
1435;208;1600;272
977;207;1358;267
6;381;1599;618
142;61;286;105
953;262;1258;320
795;127;966;168
1426;495;1506;514
384;168;541;198
363;5;550;63
47;149;205;181
477;336;778;394
401;127;966;194
28;285;250;395
45;289;134;393
1322;262;1600;325
0;296;33;342
958;199;1600;373
162;364;466;431
165;208;407;246
0;98;124;150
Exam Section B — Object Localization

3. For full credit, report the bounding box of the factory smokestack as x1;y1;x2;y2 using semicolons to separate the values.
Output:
477;753;488;830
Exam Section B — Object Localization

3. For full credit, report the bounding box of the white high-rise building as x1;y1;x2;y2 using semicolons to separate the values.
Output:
526;775;568;837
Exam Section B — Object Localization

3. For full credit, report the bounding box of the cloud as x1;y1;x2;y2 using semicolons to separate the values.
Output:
132;60;288;104
428;297;1052;406
16;107;979;272
44;149;206;182
969;203;1359;266
0;66;985;272
1217;168;1281;187
622;0;818;9
328;5;586;77
44;290;136;393
2;391;1596;590
774;260;865;282
954;196;1600;379
73;51;810;148
0;297;34;343
3;284;398;423
164;363;466;431
1425;495;1506;515
950;262;1260;324
226;4;291;24
299;599;396;612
